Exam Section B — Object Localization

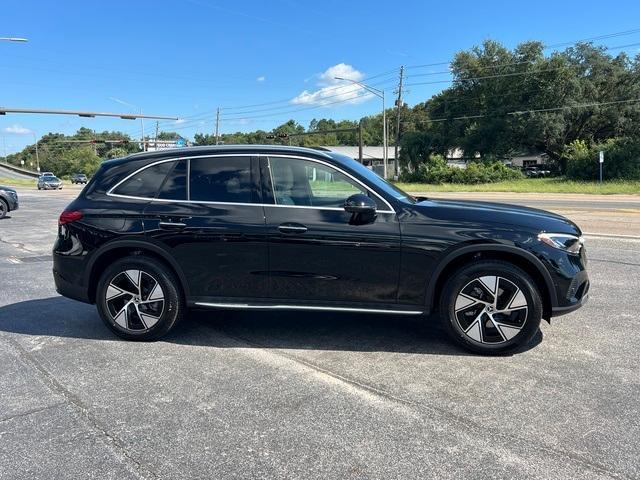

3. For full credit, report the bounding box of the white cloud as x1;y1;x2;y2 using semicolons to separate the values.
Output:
256;75;266;82
291;63;372;107
3;124;32;135
175;119;186;124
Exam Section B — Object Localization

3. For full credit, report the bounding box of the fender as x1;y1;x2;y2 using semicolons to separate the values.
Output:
84;237;191;299
423;243;558;313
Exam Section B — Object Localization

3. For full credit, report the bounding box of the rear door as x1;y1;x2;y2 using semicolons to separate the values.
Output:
142;155;269;300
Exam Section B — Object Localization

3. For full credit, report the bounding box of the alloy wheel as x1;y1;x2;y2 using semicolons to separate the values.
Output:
454;275;528;344
105;269;165;331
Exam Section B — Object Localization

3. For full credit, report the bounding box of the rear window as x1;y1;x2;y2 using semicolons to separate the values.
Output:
189;157;253;203
113;161;174;198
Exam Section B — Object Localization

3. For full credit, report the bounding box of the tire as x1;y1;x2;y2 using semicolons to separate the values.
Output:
0;199;7;219
96;256;184;341
439;260;542;355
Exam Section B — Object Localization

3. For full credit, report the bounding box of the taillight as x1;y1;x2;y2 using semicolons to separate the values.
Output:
59;210;83;225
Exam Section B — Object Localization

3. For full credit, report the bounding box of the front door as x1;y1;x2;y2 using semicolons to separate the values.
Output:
262;155;401;306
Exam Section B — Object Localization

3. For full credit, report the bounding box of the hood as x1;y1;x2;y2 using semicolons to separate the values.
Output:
0;185;17;192
409;198;581;235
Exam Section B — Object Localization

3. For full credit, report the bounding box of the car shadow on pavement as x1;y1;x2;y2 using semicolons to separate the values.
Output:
0;297;542;356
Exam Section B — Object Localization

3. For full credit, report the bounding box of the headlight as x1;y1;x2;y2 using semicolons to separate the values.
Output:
538;232;584;253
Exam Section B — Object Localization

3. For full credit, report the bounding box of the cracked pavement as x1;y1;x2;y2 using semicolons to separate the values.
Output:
0;187;639;479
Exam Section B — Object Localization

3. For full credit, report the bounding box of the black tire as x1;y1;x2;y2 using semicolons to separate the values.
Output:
439;260;542;355
0;199;7;219
96;256;184;341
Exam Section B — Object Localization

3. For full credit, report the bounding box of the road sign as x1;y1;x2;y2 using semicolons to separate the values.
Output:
599;151;604;183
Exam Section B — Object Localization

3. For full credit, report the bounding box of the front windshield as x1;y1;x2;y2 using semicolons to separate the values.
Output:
332;153;416;204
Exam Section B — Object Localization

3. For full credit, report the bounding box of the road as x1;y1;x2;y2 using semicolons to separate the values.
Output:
0;163;39;180
1;187;639;479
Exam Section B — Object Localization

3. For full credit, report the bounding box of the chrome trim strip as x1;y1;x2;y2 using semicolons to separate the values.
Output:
105;153;397;214
194;302;423;315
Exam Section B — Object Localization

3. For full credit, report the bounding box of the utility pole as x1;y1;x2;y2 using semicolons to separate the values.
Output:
140;108;145;152
394;65;404;178
358;120;363;164
215;107;220;145
155;121;159;151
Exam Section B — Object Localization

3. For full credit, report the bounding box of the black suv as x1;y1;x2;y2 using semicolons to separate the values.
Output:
53;146;589;354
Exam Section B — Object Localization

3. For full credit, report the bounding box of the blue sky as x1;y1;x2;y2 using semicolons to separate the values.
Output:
2;0;640;154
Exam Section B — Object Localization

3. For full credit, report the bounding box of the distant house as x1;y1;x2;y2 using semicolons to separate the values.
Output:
322;146;396;176
447;148;550;168
508;152;550;168
321;146;395;163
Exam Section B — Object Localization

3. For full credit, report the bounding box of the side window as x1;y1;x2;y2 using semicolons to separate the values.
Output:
158;160;187;200
189;156;253;203
269;157;366;208
113;161;174;198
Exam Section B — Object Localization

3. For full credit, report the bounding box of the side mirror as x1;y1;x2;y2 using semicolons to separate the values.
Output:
344;193;376;214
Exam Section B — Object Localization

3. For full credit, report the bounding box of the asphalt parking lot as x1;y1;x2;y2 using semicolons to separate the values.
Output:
1;187;639;479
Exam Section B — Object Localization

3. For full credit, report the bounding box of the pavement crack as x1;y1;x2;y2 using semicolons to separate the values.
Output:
219;329;632;480
589;258;640;267
0;402;67;424
1;336;159;480
0;237;39;255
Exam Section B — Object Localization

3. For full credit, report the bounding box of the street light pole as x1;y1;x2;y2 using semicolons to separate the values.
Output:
140;108;145;152
334;77;388;179
32;132;40;172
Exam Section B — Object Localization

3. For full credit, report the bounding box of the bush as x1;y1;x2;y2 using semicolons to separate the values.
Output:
400;158;523;184
564;137;640;180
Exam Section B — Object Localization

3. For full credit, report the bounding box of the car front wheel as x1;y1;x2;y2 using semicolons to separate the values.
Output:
96;256;184;341
440;261;542;355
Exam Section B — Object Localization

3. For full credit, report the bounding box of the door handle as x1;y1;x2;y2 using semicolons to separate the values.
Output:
278;223;307;234
159;221;186;231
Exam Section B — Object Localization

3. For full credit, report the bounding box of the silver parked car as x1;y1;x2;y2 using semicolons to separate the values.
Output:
37;174;63;190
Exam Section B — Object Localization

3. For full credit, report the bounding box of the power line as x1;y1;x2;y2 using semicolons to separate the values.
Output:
221;69;398;111
406;98;640;124
220;78;396;117
406;26;640;70
404;41;640;88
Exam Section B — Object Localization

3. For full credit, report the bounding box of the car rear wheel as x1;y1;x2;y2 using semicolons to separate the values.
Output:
96;256;184;341
440;261;542;355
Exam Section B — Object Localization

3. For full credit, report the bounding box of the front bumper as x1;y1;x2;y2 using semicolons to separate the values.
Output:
542;246;590;318
8;197;18;211
552;291;589;317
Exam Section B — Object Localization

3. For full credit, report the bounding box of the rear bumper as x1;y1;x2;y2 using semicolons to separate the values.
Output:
53;253;91;304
